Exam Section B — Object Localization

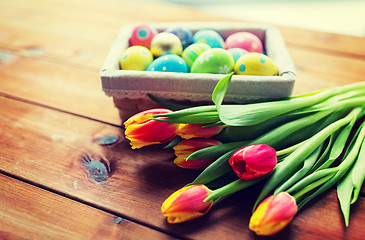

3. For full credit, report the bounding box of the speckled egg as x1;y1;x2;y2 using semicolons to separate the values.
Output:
225;32;263;53
193;29;225;49
165;27;193;49
227;48;248;63
120;46;153;71
181;43;211;68
129;24;157;48
150;32;183;58
146;54;188;73
234;53;279;76
191;48;235;74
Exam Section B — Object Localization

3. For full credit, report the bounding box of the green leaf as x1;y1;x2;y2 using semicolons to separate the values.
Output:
189;149;237;186
337;170;354;227
217;88;337;126
147;93;190;111
212;72;234;111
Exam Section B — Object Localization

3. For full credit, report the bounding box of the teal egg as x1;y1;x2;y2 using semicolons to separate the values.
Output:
193;29;225;49
146;54;188;73
227;48;248;63
191;48;235;74
181;43;211;68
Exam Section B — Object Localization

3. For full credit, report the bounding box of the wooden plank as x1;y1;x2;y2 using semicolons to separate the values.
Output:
1;96;364;239
0;56;121;126
0;0;225;70
0;174;177;240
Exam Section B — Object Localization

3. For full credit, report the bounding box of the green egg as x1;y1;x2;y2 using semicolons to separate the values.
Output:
191;48;235;74
181;43;211;67
234;53;279;76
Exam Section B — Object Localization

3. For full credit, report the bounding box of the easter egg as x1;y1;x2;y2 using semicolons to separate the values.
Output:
227;48;248;63
191;48;235;74
193;29;225;49
120;46;153;71
234;53;279;76
146;54;188;73
165;27;193;49
225;32;263;53
129;23;157;48
181;43;211;68
150;32;183;57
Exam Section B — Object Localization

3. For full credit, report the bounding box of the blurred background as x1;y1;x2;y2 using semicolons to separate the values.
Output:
144;0;365;37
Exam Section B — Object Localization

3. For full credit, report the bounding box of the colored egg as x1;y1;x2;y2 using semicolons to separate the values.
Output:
146;54;188;73
129;23;157;48
165;27;193;49
193;29;225;49
150;32;183;57
227;48;248;63
191;48;235;74
234;53;279;76
181;43;211;68
225;32;263;53
120;46;153;71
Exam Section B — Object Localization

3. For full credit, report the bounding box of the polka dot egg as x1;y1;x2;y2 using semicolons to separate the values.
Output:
166;27;193;49
191;48;235;74
225;32;263;53
193;29;225;49
120;46;153;71
147;54;188;73
182;43;211;68
234;53;278;76
150;32;183;58
129;23;157;48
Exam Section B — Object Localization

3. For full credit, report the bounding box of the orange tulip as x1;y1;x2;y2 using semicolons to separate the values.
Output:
177;123;223;139
229;144;277;180
173;138;222;169
161;185;213;224
249;192;298;236
124;108;178;149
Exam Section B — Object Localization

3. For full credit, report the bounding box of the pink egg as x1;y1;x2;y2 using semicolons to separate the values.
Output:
225;32;263;53
129;24;157;47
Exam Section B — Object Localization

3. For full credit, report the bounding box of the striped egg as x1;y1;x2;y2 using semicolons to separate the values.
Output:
181;43;211;68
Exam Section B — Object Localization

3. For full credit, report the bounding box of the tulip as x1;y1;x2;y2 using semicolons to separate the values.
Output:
249;192;298;236
124;108;178;149
161;184;213;223
173;138;222;169
229;144;277;181
177;123;223;139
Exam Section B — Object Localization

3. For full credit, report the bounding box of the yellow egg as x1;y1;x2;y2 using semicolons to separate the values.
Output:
120;46;153;71
150;32;183;57
234;53;279;76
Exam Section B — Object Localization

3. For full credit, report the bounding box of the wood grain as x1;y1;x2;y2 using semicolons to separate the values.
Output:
0;174;177;240
1;95;364;239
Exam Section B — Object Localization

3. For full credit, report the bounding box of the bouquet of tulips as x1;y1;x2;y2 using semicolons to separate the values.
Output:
124;73;365;236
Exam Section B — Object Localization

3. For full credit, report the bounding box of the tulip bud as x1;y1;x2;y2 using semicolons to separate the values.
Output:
177;123;223;139
173;138;221;169
161;185;213;224
124;108;178;149
229;144;277;181
249;192;298;236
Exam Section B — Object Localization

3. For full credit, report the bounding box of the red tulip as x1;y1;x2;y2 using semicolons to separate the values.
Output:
229;144;277;180
161;184;213;224
249;192;298;236
124;108;178;149
173;138;221;169
177;123;223;139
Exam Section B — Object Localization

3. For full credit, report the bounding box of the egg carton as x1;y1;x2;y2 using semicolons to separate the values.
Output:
100;22;296;122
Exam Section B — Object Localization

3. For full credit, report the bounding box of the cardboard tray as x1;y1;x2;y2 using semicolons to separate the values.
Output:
100;22;296;122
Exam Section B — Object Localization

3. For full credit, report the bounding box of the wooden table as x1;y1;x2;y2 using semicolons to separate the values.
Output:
1;0;364;239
